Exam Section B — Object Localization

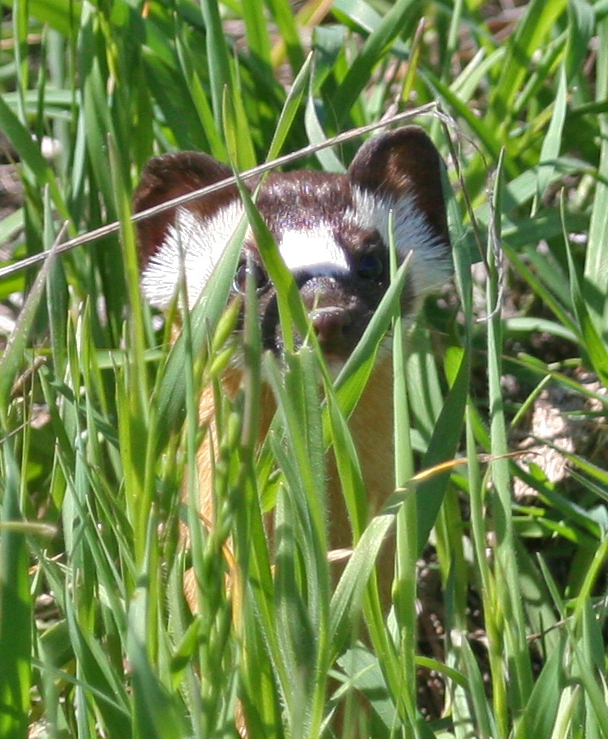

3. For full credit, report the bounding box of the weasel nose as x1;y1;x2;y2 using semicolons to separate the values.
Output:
310;306;352;351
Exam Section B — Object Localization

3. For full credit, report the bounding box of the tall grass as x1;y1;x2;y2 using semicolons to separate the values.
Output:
1;0;608;737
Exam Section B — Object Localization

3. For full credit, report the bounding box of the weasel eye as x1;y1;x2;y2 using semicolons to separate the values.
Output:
234;262;269;294
357;252;384;281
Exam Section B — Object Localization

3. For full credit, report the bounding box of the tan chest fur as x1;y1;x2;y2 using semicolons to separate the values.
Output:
187;352;396;604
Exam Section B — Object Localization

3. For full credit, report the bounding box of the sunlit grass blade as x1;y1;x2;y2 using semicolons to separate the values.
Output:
513;640;565;739
266;0;306;71
485;149;531;735
153;216;247;452
583;21;608;332
0;93;72;228
330;0;419;122
0;436;32;739
415;345;468;550
305;85;347;172
198;0;231;130
0;212;64;418
266;52;312;162
3;1;608;736
490;0;567;127
127;515;187;739
535;65;568;209
561;196;608;387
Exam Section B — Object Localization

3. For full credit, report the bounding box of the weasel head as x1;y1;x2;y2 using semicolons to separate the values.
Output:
134;126;452;367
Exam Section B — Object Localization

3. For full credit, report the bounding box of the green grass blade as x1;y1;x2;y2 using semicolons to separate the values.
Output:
583;17;608;332
416;346;468;551
265;52;312;162
0;438;32;739
562;196;608;387
0;93;71;228
198;0;232;130
330;0;420;122
0;213;61;418
153;217;247;452
265;0;305;72
490;0;567;126
535;65;568;208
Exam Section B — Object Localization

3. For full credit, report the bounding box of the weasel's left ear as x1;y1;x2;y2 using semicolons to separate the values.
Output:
348;126;450;250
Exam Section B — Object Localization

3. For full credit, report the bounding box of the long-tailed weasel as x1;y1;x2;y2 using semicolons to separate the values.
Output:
134;125;452;607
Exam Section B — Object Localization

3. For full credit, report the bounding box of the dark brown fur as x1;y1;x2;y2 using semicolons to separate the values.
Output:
134;126;451;726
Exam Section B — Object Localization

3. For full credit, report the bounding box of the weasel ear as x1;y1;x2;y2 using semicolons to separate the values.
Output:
133;151;239;264
348;126;450;248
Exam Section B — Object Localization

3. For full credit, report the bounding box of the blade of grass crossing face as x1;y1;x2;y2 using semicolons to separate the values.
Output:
227;176;308;353
321;258;414;619
318;259;414;663
333;257;411;404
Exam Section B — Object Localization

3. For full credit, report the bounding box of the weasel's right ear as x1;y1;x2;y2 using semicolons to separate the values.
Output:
133;151;239;264
348;126;450;250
